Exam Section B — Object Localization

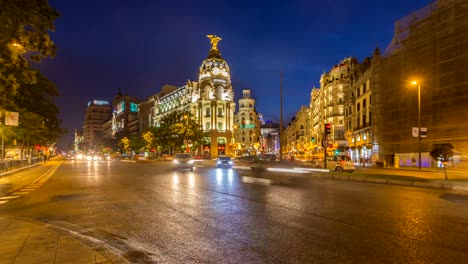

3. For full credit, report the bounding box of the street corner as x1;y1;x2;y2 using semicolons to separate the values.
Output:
0;217;116;264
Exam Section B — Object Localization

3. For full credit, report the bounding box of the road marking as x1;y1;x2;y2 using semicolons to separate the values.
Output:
0;161;62;206
12;192;29;195
242;176;272;185
0;195;20;200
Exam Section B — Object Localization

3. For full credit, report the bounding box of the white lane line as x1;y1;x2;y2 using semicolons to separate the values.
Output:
242;176;272;185
12;192;29;195
20;188;36;191
0;201;8;204
0;195;20;200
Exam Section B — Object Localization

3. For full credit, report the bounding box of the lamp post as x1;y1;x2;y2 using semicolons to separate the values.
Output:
411;80;421;170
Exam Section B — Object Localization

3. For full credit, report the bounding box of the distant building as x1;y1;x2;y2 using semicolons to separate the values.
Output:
81;99;111;151
260;121;280;155
284;105;310;158
111;92;140;139
233;89;261;156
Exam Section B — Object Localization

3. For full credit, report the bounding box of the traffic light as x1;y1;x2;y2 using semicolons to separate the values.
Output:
325;123;332;136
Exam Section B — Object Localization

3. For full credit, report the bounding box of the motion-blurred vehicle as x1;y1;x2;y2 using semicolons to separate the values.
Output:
216;156;233;168
313;155;355;172
173;153;194;171
233;156;258;166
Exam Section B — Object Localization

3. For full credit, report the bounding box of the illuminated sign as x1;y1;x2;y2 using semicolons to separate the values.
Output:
88;100;109;106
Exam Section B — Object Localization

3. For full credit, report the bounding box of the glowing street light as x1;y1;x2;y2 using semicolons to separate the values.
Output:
411;80;422;170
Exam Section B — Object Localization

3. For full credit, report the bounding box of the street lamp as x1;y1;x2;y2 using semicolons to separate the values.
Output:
411;80;421;170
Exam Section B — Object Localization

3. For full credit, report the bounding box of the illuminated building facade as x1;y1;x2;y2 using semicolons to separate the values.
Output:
81;99;111;151
111;93;140;139
146;35;236;158
233;89;260;156
284;105;311;158
260;122;280;155
317;58;358;156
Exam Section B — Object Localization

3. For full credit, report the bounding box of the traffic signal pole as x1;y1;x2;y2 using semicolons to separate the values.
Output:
324;123;331;168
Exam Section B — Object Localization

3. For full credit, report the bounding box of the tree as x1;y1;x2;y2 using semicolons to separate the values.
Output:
1;0;59;103
13;73;65;145
1;0;61;156
150;110;208;155
430;143;454;181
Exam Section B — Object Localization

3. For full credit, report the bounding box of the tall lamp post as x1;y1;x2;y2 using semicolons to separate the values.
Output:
411;80;421;170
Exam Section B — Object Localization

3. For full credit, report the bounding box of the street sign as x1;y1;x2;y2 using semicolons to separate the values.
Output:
420;127;427;137
412;127;427;137
321;138;329;148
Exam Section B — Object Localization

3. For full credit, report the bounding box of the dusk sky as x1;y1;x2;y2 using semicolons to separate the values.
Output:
40;0;431;148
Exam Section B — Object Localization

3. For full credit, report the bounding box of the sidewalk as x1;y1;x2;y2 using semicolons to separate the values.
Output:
0;217;113;264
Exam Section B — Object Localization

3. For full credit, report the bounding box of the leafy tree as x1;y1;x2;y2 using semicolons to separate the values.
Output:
430;143;454;180
1;0;61;157
119;137;130;154
129;134;145;153
0;0;59;105
12;73;65;145
150;110;208;155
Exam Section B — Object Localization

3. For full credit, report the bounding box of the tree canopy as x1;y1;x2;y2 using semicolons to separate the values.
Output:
0;0;62;148
142;110;208;155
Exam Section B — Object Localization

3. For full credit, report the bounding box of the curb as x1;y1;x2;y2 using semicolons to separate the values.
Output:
237;167;468;192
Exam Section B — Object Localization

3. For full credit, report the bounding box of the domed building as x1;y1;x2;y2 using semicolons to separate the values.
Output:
143;35;236;159
187;35;236;158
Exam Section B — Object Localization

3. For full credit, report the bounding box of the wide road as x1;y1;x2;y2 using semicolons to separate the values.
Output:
1;160;468;263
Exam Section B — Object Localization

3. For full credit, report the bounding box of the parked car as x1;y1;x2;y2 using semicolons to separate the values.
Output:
313;155;355;172
216;156;233;168
173;153;194;171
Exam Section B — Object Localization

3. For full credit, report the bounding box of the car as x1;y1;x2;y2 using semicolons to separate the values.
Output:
173;153;194;171
313;155;355;172
216;156;233;168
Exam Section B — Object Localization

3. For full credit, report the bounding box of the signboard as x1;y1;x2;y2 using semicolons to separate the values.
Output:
420;127;427;137
321;138;329;148
5;111;19;126
412;127;428;137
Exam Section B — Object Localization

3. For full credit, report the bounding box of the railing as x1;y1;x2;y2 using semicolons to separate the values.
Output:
0;158;41;173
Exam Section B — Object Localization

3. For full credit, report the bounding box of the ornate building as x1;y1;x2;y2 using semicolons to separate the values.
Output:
145;35;236;158
317;58;359;156
233;89;260;156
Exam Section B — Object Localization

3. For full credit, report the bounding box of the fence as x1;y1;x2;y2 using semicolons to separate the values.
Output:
0;158;42;174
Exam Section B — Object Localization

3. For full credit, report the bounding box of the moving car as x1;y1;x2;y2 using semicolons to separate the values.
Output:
173;153;194;171
217;156;233;168
313;155;355;172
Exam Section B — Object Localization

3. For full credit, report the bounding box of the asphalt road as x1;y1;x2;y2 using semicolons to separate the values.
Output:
1;160;468;263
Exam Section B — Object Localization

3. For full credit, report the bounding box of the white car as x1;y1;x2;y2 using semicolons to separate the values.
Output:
313;155;355;172
173;153;194;171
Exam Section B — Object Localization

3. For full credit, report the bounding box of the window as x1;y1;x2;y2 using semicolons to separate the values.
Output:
357;87;360;97
218;107;223;116
357;103;360;111
363;83;366;93
363;99;366;108
130;102;139;112
205;122;211;130
205;108;211;117
218;122;223;130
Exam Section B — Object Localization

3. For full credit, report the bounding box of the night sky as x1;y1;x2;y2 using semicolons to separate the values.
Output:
39;0;431;148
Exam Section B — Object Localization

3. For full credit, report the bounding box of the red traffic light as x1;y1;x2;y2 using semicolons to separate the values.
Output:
324;123;332;135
